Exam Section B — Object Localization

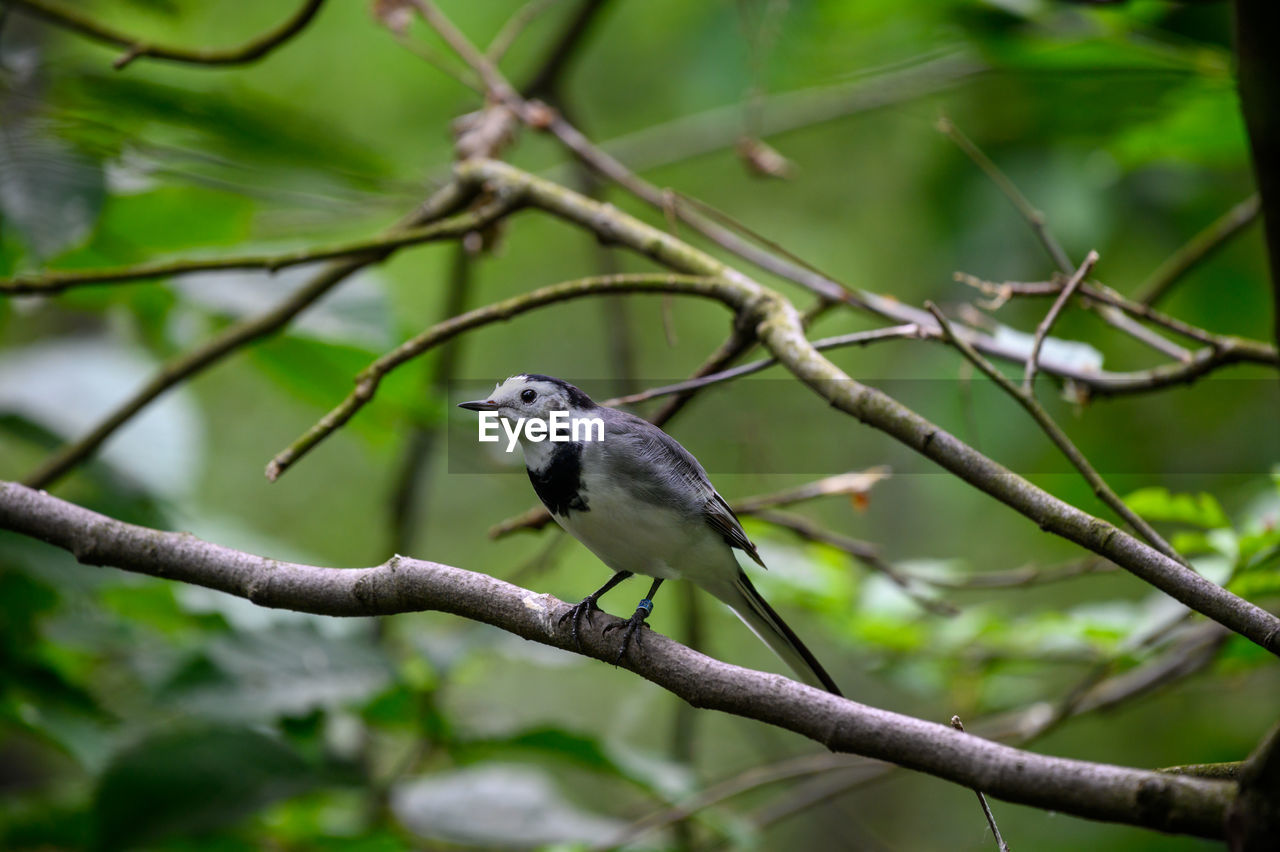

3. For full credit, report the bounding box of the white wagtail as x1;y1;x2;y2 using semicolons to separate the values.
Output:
459;374;842;695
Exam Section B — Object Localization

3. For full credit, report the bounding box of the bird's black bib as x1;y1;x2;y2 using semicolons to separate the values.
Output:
527;442;589;516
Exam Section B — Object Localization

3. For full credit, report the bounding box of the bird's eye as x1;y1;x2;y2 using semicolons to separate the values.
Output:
520;389;537;404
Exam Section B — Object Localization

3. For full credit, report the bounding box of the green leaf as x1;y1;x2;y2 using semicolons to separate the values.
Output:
155;625;394;722
0;120;105;261
1170;530;1216;557
0;338;204;500
457;726;692;798
1109;80;1248;170
1122;487;1230;529
1228;569;1280;600
93;726;316;851
390;765;627;847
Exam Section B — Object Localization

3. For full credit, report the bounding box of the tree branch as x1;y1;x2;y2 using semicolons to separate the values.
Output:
748;508;957;617
20;181;489;490
1233;0;1280;355
0;208;513;295
937;116;1202;365
957;271;1278;358
265;273;728;480
921;556;1115;590
440;159;1280;655
521;0;613;98
1227;722;1280;850
415;8;1269;394
951;715;1012;852
936;116;1073;272
0;480;1238;840
926;301;1186;565
1137;194;1261;306
602;325;923;408
4;0;327;70
1024;250;1097;392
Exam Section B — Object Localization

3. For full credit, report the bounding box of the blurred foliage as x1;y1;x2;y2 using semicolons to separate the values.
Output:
1;1;1278;850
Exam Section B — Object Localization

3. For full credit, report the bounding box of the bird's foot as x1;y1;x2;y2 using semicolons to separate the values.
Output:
602;598;654;664
558;595;602;648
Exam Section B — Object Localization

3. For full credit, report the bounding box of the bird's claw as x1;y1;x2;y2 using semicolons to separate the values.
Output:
559;596;600;648
602;598;654;664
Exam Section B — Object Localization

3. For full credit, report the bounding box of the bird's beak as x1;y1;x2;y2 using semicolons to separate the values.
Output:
457;399;499;412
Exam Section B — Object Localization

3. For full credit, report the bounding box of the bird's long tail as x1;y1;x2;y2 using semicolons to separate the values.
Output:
710;569;842;696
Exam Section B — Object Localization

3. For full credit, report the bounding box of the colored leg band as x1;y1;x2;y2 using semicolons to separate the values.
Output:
636;598;654;614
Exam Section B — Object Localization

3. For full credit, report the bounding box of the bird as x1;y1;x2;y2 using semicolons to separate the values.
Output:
459;374;842;695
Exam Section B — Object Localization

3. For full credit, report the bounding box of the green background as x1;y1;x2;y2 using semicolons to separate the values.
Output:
1;0;1277;849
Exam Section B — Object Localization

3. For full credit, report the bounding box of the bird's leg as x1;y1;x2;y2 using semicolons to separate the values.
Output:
559;571;633;647
603;578;664;664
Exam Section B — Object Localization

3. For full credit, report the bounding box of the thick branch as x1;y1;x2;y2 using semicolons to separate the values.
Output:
5;0;326;69
1227;722;1280;850
0;481;1236;840
1233;0;1280;354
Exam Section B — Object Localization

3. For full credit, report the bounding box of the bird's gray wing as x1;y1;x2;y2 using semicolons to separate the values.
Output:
705;491;765;567
601;410;765;567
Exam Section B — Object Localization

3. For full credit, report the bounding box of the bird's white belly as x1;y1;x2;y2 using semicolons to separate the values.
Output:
553;474;729;581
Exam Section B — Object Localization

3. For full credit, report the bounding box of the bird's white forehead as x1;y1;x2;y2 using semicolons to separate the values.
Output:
492;375;560;397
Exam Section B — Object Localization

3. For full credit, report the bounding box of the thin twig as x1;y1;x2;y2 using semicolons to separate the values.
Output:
921;557;1115;590
603;325;921;408
955;273;1273;353
1;212;511;295
387;30;485;93
1138;194;1261;306
595;752;890;850
387;243;474;556
485;0;563;63
938;116;1193;364
649;324;756;426
410;0;522;103
751;510;957;617
936;116;1071;271
1023;250;1098;393
265;274;728;480
21;183;489;490
6;0;326;70
951;716;1011;852
730;468;891;514
925;301;1187;566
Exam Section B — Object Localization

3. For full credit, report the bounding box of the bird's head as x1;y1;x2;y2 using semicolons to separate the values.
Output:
457;374;597;421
